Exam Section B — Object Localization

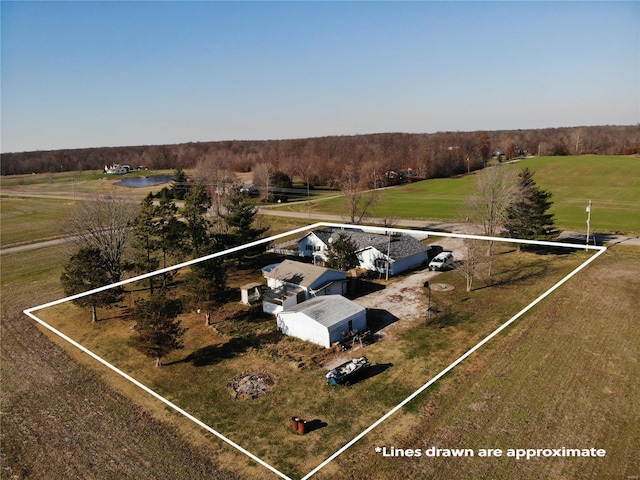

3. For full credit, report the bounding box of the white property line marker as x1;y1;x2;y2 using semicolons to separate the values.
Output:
24;222;607;480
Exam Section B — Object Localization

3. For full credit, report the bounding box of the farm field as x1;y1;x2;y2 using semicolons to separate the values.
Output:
295;155;640;234
0;197;77;248
0;169;177;201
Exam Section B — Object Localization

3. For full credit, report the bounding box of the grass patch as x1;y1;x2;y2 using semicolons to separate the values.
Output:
0;197;75;247
1;246;66;314
296;155;640;234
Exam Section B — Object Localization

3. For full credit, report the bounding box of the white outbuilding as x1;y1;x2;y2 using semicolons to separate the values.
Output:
276;295;366;348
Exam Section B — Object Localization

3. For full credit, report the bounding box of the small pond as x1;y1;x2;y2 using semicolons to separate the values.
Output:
118;175;174;187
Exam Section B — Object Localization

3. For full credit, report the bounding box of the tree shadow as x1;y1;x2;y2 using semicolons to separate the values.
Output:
476;264;548;290
171;330;283;367
525;244;581;255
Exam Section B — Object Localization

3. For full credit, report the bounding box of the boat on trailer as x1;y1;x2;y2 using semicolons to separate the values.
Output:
326;356;369;385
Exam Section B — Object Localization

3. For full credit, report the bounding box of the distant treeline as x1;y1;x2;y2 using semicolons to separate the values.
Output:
2;125;638;180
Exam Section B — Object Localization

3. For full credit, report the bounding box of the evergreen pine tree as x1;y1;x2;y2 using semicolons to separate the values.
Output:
325;233;360;271
130;293;186;367
131;193;161;293
505;168;557;243
60;247;121;322
170;167;190;200
223;187;268;266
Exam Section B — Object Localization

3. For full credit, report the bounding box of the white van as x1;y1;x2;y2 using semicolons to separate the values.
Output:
428;251;454;271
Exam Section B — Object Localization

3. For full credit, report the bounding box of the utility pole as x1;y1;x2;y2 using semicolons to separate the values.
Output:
307;178;311;219
385;232;391;281
425;281;432;324
585;199;592;249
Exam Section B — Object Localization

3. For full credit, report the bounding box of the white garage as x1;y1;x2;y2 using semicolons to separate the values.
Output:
276;295;366;348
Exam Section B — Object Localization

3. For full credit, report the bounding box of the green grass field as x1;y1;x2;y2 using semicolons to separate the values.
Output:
307;155;640;234
0;197;76;247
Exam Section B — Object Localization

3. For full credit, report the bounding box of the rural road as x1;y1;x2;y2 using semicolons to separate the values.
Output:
1;193;638;255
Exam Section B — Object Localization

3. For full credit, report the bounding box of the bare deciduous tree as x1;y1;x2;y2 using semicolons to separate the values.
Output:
338;163;379;224
65;193;138;281
464;166;517;275
458;237;486;292
253;162;275;202
193;152;237;217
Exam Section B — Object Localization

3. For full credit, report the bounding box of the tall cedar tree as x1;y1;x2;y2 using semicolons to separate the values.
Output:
130;293;186;367
182;182;212;253
182;183;228;310
325;233;360;271
60;247;121;322
131;193;161;294
223;187;268;267
130;191;185;290
184;254;227;312
170;167;190;200
504;167;557;243
155;191;185;286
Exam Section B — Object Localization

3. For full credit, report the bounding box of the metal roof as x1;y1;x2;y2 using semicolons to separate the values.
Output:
282;295;365;328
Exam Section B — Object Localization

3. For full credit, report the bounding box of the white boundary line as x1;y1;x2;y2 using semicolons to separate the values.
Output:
23;222;606;480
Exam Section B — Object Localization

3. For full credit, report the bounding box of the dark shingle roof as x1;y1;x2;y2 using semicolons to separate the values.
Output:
308;227;428;261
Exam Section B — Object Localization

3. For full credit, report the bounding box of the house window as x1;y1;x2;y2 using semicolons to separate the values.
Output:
305;245;313;251
315;245;322;251
374;258;388;269
348;320;353;332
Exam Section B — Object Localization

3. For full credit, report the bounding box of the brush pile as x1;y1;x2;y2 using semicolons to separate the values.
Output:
227;372;274;400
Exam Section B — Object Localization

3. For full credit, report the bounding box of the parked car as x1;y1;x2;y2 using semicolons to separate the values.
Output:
428;251;454;271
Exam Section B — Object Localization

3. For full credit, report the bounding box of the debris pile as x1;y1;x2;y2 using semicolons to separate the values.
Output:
227;372;274;400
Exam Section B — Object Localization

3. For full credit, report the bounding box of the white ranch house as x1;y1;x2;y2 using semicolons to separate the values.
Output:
104;164;131;175
298;227;429;276
276;295;366;348
261;259;348;315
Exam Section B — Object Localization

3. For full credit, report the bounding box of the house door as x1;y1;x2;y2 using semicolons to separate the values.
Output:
348;320;353;332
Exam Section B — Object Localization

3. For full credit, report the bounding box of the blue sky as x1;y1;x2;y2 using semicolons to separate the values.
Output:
1;1;638;153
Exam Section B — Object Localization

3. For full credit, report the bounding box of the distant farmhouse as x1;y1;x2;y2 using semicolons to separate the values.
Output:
261;260;348;315
298;227;429;276
104;164;131;175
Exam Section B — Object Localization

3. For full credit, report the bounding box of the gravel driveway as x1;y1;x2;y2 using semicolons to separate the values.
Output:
353;237;464;335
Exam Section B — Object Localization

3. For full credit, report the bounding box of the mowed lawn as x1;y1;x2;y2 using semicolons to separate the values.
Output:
312;155;640;234
326;247;640;480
